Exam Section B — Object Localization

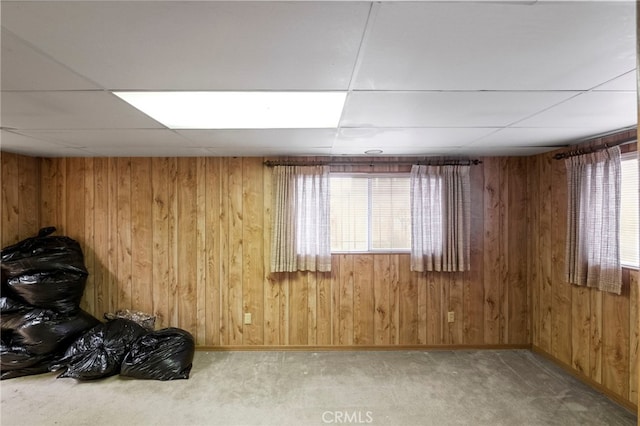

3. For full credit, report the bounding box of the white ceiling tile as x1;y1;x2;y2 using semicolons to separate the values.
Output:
467;127;606;148
355;2;636;90
0;130;94;157
340;92;578;127
176;129;338;150
16;129;198;149
1;29;101;91
2;2;370;90
593;70;638;91
82;146;212;157
515;91;638;129
1;91;164;130
333;127;498;155
458;146;557;157
0;1;636;158
206;146;333;157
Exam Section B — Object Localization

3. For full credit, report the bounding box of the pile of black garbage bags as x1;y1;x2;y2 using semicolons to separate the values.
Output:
1;227;195;381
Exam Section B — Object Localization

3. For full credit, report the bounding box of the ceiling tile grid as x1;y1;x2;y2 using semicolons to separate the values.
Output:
0;1;637;157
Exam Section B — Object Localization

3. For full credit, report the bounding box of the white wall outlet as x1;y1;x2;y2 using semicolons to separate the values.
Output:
447;311;455;323
244;312;252;325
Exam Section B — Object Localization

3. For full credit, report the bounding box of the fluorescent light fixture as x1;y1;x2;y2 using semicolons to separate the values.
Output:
113;91;347;129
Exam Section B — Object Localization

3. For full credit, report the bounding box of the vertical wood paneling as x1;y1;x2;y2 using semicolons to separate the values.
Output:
550;156;571;364
4;153;542;355
538;154;553;353
528;156;541;349
228;157;244;344
307;272;317;345
92;158;109;320
195;157;207;346
338;254;354;345
316;270;331;345
206;158;222;346
572;285;591;375
590;288;603;383
263;161;280;346
107;158;119;314
426;272;442;344
2;154;18;244
10;154;533;351
1;152;39;247
374;254;391;345
528;136;638;407
483;158;501;343
167;158;179;327
603;271;630;400
353;255;374;345
465;160;485;345
417;270;428;344
218;158;230;344
448;272;464;345
242;157;264;345
17;156;39;239
177;158;198;336
131;158;153;319
82;158;95;315
398;255;417;344
507;157;528;344
289;272;308;345
151;157;170;329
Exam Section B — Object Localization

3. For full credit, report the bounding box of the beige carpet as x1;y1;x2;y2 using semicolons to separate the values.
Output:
1;350;636;426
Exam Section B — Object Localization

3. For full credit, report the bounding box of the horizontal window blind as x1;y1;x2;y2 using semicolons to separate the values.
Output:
330;174;410;252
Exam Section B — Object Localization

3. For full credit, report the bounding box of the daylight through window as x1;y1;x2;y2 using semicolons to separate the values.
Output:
620;151;638;268
330;174;411;252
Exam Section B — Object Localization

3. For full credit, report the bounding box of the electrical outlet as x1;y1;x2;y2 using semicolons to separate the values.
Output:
447;311;455;323
244;312;252;325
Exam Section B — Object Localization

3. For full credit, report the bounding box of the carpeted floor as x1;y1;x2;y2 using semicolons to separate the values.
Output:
1;350;636;426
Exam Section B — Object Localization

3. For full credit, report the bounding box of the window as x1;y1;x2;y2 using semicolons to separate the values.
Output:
620;151;638;268
330;174;411;252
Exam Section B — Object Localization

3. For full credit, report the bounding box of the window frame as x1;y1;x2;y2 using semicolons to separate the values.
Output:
330;172;411;254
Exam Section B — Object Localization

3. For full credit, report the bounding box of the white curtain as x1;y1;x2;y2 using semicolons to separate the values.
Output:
410;165;470;272
271;165;331;272
565;146;622;294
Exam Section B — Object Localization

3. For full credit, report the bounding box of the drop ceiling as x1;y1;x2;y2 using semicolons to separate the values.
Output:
0;0;637;157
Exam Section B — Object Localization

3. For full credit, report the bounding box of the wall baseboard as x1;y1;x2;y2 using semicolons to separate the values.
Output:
531;345;637;414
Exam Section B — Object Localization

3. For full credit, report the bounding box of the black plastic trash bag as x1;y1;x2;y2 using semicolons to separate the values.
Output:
6;270;87;314
53;319;147;380
3;309;100;355
1;227;87;280
0;296;30;313
121;328;195;381
0;334;56;380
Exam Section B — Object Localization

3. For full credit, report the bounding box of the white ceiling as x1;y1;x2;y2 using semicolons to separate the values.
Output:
0;0;637;158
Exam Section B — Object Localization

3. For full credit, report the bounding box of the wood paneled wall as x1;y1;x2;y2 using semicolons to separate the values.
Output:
528;136;638;407
1;152;40;247
1;154;531;348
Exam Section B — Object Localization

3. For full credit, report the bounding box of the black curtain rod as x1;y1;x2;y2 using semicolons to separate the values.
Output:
553;137;636;160
263;159;482;167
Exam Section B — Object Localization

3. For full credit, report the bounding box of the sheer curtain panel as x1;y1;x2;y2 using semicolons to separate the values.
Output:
410;165;470;272
565;146;622;294
271;165;331;273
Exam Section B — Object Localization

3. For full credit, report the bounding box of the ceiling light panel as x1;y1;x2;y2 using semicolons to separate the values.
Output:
113;92;347;129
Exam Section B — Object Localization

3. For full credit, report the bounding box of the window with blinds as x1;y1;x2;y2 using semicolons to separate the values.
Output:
330;174;411;252
620;151;638;268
